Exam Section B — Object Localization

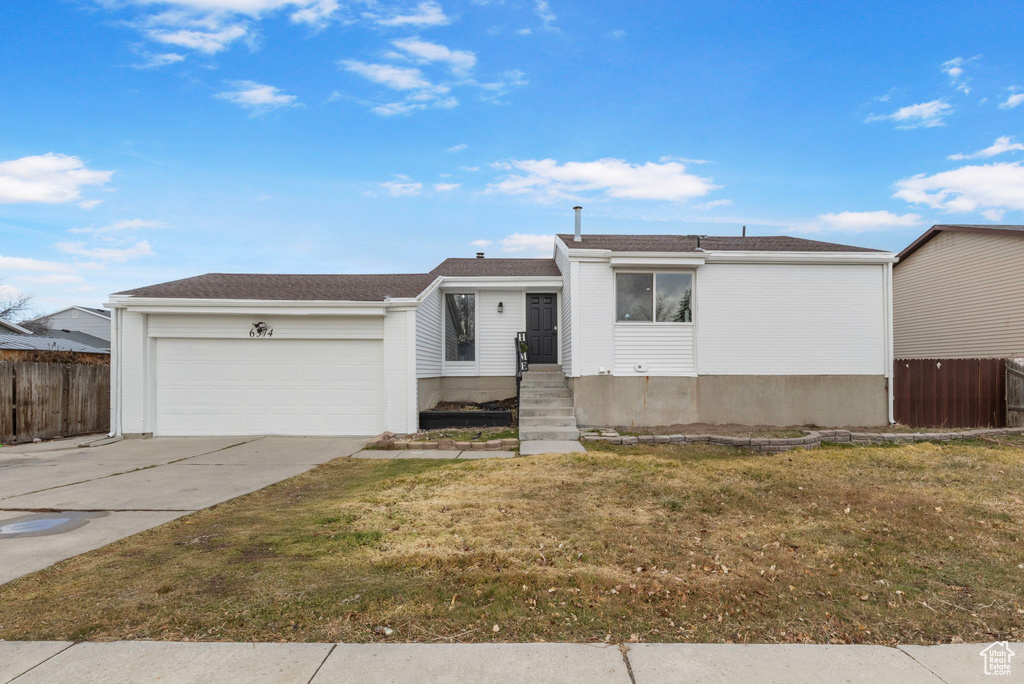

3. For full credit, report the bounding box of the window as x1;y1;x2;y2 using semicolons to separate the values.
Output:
616;272;693;322
445;293;475;361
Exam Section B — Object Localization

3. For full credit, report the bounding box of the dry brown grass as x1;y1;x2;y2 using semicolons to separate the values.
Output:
0;441;1022;645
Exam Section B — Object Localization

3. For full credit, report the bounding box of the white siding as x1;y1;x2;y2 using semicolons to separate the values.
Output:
120;311;147;433
384;308;417;433
696;263;886;375
614;324;695;376
415;287;442;378
146;314;383;339
44;308;111;341
478;290;522;375
554;243;573;374
576;261;615;375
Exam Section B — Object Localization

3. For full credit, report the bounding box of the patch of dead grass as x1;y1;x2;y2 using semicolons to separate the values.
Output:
0;442;1022;645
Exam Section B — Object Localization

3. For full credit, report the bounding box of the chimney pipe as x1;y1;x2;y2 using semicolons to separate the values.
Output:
573;206;583;242
742;225;746;237
476;252;484;259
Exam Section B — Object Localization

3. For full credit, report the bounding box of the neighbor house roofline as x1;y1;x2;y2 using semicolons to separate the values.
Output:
0;318;31;334
896;224;1024;263
26;305;111;323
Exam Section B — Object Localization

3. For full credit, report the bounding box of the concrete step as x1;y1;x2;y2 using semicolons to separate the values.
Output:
519;398;574;411
519;406;575;417
519;415;577;427
519;426;581;441
520;376;567;388
527;364;562;372
520;387;572;399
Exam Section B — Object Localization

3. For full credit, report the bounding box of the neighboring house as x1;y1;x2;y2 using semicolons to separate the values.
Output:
894;224;1024;358
0;318;31;334
27;306;111;342
106;223;895;437
0;332;110;355
45;329;111;351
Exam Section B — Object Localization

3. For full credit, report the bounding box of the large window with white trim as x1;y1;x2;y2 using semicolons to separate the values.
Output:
616;272;693;322
444;293;476;361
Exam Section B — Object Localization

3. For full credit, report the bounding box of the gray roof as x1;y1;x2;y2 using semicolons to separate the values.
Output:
0;333;110;354
76;306;111;318
431;258;560;277
47;329;111;350
556;233;885;253
0;319;30;334
115;273;436;301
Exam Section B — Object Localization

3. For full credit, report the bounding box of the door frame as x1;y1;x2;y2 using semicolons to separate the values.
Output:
523;291;560;365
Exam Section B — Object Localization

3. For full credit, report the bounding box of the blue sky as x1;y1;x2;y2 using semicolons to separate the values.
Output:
2;0;1023;313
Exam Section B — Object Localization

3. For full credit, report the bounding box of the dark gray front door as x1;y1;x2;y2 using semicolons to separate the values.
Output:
526;293;558;364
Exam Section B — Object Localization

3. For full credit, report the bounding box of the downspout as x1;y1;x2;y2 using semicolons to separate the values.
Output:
110;306;121;438
886;261;895;424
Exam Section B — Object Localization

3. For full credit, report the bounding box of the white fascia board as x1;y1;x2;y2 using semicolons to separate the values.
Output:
0;319;32;334
609;255;706;268
437;276;563;290
72;306;111;320
105;296;388;316
703;250;898;265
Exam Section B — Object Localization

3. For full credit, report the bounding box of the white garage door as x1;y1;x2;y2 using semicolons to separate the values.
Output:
154;338;385;436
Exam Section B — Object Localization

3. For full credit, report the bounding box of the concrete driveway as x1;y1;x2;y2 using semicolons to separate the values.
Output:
0;435;368;585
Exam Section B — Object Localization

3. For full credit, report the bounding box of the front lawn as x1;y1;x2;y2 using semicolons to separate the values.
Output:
0;441;1022;645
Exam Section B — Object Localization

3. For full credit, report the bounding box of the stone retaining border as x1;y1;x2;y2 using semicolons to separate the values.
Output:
370;437;519;451
582;427;1024;453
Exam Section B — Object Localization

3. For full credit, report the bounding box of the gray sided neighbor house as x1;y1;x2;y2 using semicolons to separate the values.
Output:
106;227;896;438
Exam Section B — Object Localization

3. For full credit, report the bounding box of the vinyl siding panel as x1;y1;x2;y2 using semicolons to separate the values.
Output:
614;324;695;375
576;261;615;375
44;309;111;341
416;287;442;378
555;243;572;374
894;230;1024;358
696;263;886;375
119;311;147;433
146;314;383;339
478;290;522;375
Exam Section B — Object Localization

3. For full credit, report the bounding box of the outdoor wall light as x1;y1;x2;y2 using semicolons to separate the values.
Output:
498;301;504;313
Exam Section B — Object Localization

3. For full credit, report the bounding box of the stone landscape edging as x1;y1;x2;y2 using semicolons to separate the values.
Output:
370;436;520;451
582;426;1024;453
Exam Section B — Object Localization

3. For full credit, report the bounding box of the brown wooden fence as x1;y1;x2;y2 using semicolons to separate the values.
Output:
0;361;110;444
894;358;1006;428
1008;358;1024;428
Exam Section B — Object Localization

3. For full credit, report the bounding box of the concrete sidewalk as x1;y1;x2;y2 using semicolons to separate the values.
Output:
1;640;1017;683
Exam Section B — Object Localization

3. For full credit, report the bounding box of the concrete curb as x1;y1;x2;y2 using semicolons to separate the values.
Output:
582;426;1024;453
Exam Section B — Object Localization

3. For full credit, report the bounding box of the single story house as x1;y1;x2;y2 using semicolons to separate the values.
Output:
894;224;1024;358
106;222;896;437
26;305;111;342
0;318;31;334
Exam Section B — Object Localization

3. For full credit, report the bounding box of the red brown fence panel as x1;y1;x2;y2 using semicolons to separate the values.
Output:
0;361;109;444
894;358;1006;428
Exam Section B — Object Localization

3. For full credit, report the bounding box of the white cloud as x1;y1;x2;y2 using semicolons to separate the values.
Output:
68;219;164;236
866;100;952;128
999;89;1024;110
0;255;78;273
371;1;450;26
392;37;476;76
813;211;923;233
691;198;732;210
433;182;460;191
79;199;103;209
942;56;977;94
894;162;1024;218
216;80;299;113
469;239;491;247
146;20;249;54
380;179;423;196
56;240;155;263
534;0;556;29
446;143;467;153
342;61;438;90
474;69;528;99
0;153;113;205
131;52;186;68
948;136;1024;160
499;233;555;254
487;157;719;203
609;29;625;39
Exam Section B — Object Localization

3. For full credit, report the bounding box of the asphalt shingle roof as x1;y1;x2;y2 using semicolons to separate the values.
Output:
115;273;436;301
556;233;885;252
431;258;560;277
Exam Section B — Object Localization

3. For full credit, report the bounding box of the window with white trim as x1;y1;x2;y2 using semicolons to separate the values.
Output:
615;272;693;322
444;293;476;361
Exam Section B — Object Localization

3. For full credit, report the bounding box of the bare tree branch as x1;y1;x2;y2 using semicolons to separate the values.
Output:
0;291;33;322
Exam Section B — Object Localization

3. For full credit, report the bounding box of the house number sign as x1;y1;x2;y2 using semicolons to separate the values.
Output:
250;321;274;338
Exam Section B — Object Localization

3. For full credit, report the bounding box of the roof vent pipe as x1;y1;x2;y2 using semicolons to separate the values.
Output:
742;225;746;237
573;206;583;242
695;235;708;251
476;252;485;259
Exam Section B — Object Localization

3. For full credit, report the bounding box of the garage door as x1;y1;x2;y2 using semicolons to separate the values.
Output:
154;338;385;436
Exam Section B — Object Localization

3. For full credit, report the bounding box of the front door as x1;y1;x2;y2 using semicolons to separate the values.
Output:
526;293;558;364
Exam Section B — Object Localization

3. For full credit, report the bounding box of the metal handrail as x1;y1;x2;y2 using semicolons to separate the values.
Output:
515;331;528;405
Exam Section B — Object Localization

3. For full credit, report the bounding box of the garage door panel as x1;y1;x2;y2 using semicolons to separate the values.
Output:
155;338;385;436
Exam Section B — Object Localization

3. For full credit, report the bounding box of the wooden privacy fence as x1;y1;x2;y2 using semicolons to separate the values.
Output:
894;358;1006;428
0;361;110;444
1008;358;1024;428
